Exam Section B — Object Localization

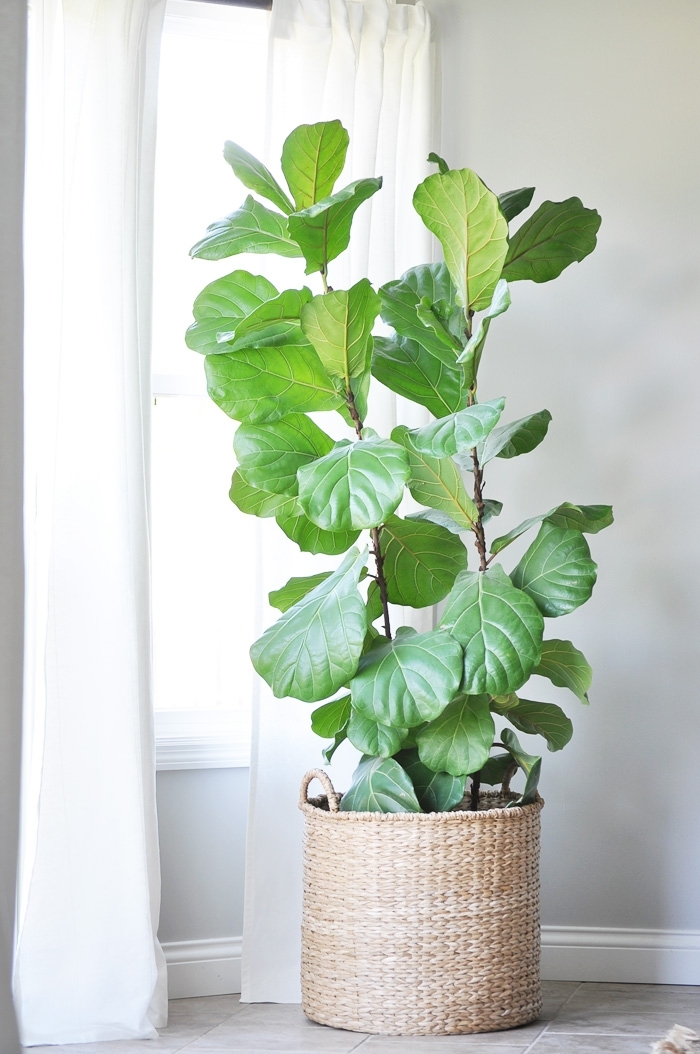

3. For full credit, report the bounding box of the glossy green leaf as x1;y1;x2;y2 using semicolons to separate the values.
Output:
380;514;467;608
339;755;422;813
351;626;464;729
395;748;466;811
189;196;303;260
505;698;573;752
500;728;542;805
379;263;464;352
533;638;592;704
427;151;450;175
489;692;520;713
234;413;334;495
347;709;408;758
440;565;544;694
490;502;614;556
511;522;598;617
310;695;351;738
229;470;297;519
371;335;468;419
186;271;279;356
407;509;466;535
296;435;409;532
270;573;331;613
502;197;601;284
322;729;347;764
287;177;383;275
456;280;511;379
482;500;503;524
413;168;509;313
407;397;505;458
498;187;535;223
365;580;384;626
280;120;349;210
392;425;478;529
301;278;380;385
223;140;294;214
205;344;343;424
250;547;368;702
479;408;552;463
417;694;495;777
276;505;359;555
219;288;312;351
479;752;514;785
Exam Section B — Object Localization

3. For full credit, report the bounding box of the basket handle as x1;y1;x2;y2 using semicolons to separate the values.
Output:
299;769;340;813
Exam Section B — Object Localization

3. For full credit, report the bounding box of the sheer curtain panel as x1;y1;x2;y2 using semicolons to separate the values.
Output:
16;0;167;1042
242;0;437;1003
0;2;27;1050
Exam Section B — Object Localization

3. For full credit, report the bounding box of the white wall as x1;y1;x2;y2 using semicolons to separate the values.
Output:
424;0;700;953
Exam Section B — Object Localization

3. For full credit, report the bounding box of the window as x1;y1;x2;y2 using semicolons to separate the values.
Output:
151;0;270;767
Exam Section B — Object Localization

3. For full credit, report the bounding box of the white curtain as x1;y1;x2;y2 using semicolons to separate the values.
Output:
16;0;167;1043
242;0;438;1003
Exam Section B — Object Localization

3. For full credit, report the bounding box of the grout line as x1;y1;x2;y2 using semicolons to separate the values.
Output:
522;981;585;1053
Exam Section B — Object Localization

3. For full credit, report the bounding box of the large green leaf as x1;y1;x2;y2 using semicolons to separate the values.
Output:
351;626;464;729
395;748;466;811
479;408;552;463
371;335;468;419
413;168;509;313
189;196;303;260
234;413;334;495
407;398;505;458
250;547;368;702
379;263;464;352
392;424;478;529
347;709;408;758
339;755;422;813
276;505;360;555
287;177;383;275
280;120;349;210
498;187;535;223
301;278;380;386
533;638;592;704
416;694;495;777
229;470;298;519
186;271;278;356
500;728;542;805
270;573;332;613
223;140;294;215
310;695;351;738
490;502;614;556
479;752;514;786
502;197;601;284
407;509;467;535
296;435;409;531
205;344;343;424
505;697;573;752
456;280;511;382
440;565;544;694
380;514;467;608
322;730;347;764
218;288;312;352
511;522;598;617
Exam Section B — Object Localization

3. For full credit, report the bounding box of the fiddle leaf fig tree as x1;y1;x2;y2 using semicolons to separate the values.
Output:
188;119;611;813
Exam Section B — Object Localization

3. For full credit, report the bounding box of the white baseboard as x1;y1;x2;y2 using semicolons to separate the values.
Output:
161;928;700;1000
162;937;242;999
541;927;700;985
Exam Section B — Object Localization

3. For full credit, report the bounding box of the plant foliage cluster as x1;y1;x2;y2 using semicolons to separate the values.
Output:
188;120;611;813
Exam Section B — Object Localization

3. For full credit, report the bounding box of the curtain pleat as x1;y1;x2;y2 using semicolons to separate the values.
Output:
242;0;438;1003
16;0;167;1042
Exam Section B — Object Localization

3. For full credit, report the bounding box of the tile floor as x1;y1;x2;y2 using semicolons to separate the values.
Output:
31;983;700;1054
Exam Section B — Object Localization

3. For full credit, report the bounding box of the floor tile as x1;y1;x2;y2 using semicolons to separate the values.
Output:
566;982;700;1013
547;1006;700;1036
528;1036;662;1053
182;1003;368;1053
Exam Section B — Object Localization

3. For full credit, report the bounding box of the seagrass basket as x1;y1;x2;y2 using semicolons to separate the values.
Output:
299;769;543;1036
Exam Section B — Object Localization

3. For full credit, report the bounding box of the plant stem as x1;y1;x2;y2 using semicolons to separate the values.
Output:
345;387;393;640
471;447;489;572
470;771;481;811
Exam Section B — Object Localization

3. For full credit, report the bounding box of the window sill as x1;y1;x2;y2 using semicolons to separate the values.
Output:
155;710;251;770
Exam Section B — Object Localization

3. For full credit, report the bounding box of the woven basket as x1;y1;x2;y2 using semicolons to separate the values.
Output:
299;769;543;1036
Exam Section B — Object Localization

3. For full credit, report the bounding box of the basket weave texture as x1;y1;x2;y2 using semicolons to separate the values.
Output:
299;769;543;1036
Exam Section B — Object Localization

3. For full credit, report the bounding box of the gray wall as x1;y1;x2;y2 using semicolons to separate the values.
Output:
425;0;700;931
0;1;25;1050
156;0;700;950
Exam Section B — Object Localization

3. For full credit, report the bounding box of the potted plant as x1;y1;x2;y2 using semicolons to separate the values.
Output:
187;120;610;1036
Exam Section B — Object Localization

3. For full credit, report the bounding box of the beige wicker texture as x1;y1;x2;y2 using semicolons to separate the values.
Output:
299;769;543;1036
